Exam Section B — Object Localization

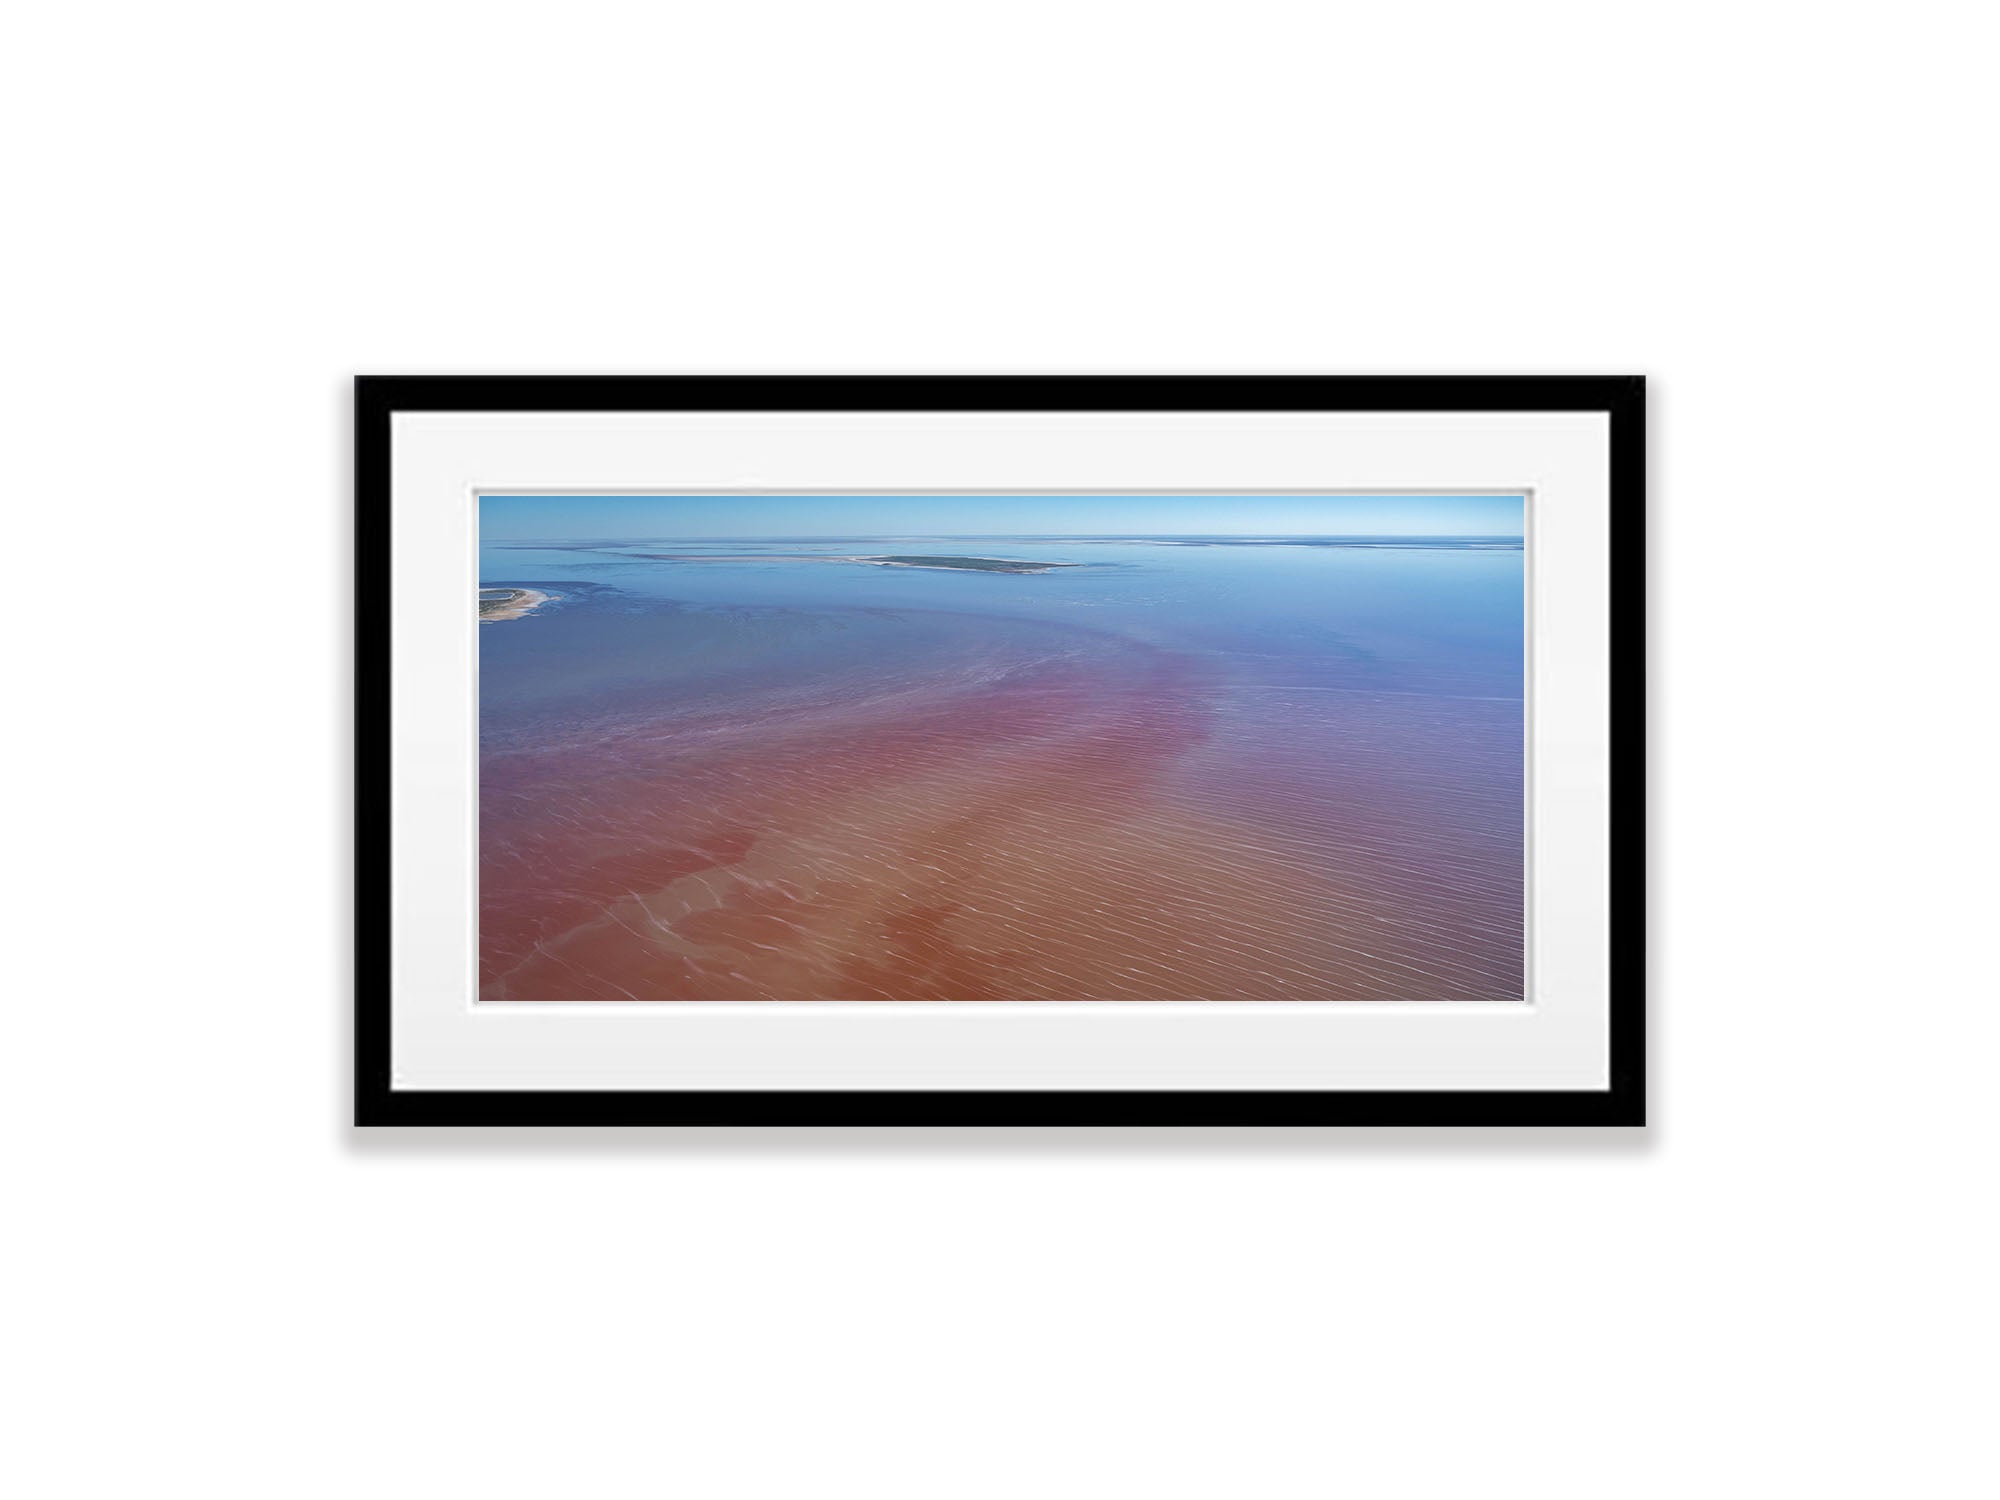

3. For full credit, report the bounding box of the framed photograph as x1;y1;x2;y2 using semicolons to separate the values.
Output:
357;376;1644;1126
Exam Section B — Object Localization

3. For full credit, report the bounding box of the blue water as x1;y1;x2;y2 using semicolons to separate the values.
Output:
478;535;1523;704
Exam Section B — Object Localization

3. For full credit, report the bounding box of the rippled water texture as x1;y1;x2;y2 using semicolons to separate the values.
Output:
478;535;1523;1001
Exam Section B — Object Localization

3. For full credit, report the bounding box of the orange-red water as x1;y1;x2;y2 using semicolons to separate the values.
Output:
479;599;1521;1002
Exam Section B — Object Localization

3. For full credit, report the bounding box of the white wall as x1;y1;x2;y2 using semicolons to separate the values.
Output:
8;3;1992;1496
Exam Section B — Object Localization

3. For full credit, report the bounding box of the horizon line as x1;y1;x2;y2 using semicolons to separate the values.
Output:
486;531;1528;541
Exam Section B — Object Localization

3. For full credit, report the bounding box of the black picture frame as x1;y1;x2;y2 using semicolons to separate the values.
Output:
356;376;1645;1127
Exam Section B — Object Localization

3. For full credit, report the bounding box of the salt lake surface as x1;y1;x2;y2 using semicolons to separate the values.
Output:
478;534;1524;1001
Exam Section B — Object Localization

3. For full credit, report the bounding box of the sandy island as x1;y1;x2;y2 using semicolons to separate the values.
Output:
479;588;557;621
620;549;1081;574
852;555;1080;574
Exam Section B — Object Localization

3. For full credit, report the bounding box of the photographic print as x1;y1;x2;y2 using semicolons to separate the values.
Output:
476;492;1526;1004
359;376;1641;1124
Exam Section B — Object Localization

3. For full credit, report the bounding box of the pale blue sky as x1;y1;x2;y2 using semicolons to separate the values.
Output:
480;493;1524;539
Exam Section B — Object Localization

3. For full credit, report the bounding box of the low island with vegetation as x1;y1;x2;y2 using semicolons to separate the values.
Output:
862;555;1078;574
479;587;556;621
